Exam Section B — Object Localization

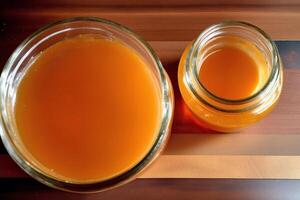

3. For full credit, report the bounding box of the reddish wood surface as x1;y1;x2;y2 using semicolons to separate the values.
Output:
1;1;300;198
2;178;300;200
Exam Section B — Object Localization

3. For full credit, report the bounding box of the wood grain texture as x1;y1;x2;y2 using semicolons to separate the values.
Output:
1;178;300;200
1;6;300;42
5;154;300;179
165;134;300;156
1;1;300;197
141;155;300;179
3;0;300;7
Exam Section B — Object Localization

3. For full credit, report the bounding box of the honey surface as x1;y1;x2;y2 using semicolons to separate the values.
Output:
199;45;260;100
15;36;161;182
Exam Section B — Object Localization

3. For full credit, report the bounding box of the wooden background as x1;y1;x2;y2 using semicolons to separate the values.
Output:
1;0;300;199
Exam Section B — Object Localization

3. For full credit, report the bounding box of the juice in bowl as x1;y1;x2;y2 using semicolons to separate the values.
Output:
0;17;174;192
178;21;283;132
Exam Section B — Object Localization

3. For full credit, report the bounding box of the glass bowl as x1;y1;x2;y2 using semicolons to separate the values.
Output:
0;17;174;193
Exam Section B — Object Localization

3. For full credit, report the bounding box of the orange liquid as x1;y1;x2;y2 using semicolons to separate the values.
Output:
178;36;271;131
15;36;161;182
199;46;260;100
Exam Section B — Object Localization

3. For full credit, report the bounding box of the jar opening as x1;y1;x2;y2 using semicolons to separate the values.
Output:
185;21;281;111
195;35;271;101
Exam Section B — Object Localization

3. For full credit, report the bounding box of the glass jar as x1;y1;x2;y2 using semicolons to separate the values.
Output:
0;17;174;192
178;21;283;132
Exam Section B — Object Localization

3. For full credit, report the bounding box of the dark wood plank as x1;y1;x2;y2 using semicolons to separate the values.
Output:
2;6;300;42
3;0;300;8
0;156;27;178
1;178;300;200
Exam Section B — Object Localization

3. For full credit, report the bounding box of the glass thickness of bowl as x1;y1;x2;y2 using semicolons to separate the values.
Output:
0;17;174;193
178;21;283;132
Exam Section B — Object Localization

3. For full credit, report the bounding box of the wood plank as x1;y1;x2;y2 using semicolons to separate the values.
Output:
0;155;27;178
2;7;300;41
3;151;300;179
165;134;300;156
3;0;300;7
1;178;300;200
141;155;300;179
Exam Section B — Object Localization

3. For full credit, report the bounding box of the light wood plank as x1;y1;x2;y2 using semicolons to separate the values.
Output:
3;154;300;179
141;155;300;179
165;134;300;156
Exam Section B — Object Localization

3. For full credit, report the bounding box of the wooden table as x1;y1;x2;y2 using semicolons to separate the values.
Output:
1;1;300;199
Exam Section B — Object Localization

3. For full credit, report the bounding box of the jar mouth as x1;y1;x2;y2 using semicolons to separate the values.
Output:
186;20;281;107
0;17;174;192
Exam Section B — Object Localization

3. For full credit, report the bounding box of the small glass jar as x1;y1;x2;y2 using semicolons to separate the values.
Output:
0;17;174;192
178;21;283;132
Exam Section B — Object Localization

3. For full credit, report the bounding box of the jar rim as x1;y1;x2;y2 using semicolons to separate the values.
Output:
0;17;174;192
186;20;281;108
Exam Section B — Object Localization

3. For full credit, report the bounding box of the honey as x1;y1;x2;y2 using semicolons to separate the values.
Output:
15;36;162;182
199;46;260;100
